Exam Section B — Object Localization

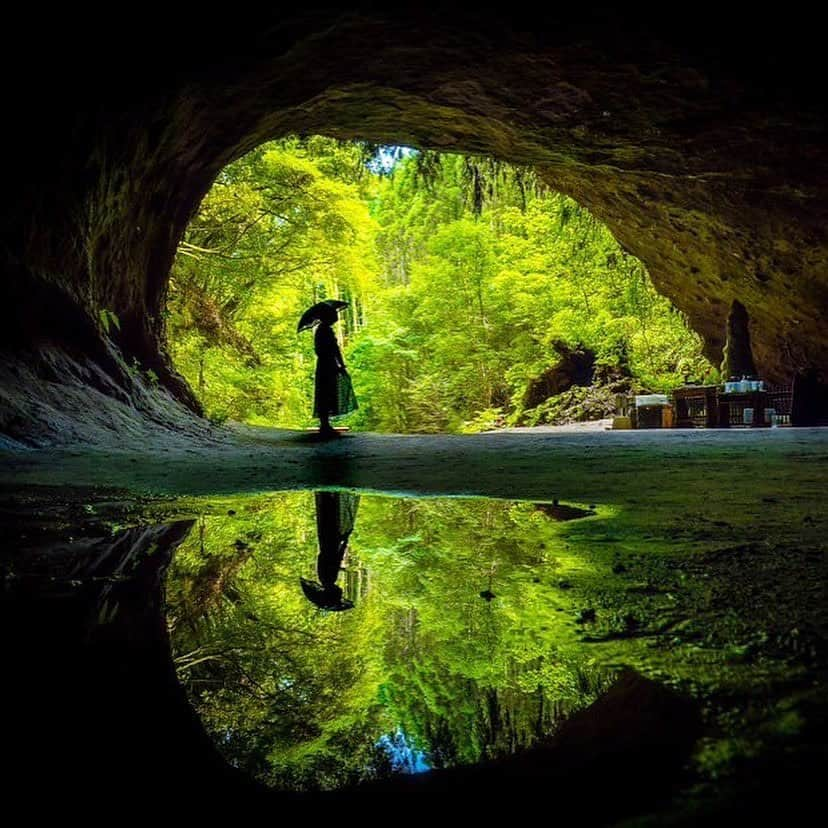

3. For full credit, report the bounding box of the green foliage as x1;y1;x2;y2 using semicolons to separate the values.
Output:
98;308;120;335
168;139;712;432
166;493;611;788
521;385;619;427
459;406;506;434
168;137;380;427
347;153;712;431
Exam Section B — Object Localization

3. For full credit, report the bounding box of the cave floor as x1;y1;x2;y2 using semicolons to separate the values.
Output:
3;423;828;503
2;425;827;820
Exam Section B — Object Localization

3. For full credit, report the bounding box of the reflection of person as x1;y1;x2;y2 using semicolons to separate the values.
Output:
297;299;358;438
300;491;360;611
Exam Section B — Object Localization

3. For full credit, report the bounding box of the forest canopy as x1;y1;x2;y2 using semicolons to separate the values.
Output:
167;137;713;432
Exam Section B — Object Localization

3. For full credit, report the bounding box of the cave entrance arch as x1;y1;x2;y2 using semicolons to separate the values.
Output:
4;9;825;444
167;137;712;433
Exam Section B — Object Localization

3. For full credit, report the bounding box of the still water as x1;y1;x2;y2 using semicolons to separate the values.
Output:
166;492;607;790
3;487;826;814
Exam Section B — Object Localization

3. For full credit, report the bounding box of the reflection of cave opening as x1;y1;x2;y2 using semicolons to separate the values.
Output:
9;488;709;804
167;137;712;433
165;491;613;791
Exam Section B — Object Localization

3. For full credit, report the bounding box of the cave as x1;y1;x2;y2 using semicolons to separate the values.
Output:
2;8;828;819
1;6;826;445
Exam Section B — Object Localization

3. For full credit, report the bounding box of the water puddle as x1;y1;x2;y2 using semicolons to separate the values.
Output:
3;486;826;811
165;491;609;789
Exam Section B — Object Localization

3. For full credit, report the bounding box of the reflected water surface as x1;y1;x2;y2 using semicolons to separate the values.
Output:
167;492;610;790
3;486;827;816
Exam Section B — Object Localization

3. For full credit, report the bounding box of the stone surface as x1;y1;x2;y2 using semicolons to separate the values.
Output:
522;342;597;409
721;299;759;379
2;8;826;443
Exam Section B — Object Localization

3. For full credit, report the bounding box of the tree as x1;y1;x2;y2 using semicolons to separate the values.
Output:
168;140;711;432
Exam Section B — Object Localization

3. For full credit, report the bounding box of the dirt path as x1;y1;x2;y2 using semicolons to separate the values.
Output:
2;423;827;511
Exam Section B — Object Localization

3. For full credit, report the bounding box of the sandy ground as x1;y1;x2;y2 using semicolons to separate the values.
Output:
1;422;826;506
486;417;614;433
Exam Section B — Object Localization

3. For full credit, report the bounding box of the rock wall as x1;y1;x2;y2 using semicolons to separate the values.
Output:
2;7;826;443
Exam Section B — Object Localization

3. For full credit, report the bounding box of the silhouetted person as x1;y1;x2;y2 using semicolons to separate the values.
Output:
300;491;360;611
297;299;358;438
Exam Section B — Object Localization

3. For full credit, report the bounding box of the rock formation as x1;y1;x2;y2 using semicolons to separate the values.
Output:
721;299;759;380
2;7;826;443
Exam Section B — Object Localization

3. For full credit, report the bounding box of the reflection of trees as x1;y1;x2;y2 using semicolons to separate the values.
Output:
167;493;387;789
372;499;608;768
166;493;606;789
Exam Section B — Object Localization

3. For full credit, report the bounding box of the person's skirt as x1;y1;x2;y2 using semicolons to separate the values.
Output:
313;363;358;418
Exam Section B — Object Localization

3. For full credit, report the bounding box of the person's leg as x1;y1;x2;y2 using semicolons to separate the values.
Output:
319;412;336;437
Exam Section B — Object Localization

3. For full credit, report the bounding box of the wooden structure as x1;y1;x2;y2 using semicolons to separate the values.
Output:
672;385;719;428
717;390;769;427
766;383;793;426
618;382;797;429
631;394;671;429
636;404;665;429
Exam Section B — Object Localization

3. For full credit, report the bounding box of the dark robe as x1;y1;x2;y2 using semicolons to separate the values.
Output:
313;324;358;417
314;491;360;586
300;491;361;611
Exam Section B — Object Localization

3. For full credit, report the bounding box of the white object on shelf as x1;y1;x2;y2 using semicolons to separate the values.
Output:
635;394;669;407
